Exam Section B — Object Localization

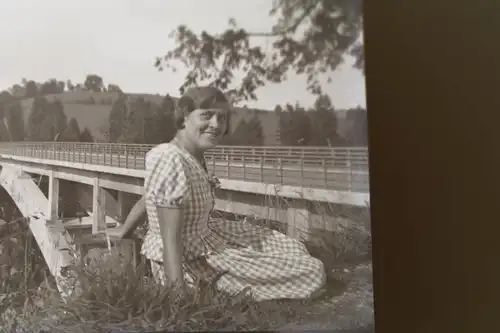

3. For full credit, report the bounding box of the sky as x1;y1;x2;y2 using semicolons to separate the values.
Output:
0;0;366;110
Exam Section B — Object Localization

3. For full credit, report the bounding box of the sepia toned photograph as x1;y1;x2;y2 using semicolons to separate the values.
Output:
0;0;371;332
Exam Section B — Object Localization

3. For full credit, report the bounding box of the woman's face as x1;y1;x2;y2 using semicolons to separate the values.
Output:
183;105;228;150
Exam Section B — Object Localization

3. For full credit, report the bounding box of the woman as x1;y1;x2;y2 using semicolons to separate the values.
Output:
107;86;326;301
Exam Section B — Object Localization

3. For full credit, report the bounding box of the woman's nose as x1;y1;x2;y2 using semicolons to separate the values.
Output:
209;115;221;128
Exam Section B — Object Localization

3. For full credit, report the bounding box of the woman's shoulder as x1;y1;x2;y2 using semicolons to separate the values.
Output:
146;143;184;167
147;143;181;159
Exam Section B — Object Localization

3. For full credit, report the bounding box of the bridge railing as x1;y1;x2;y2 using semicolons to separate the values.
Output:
0;142;370;192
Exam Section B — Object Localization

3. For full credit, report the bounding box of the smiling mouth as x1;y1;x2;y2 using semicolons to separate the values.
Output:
204;132;220;138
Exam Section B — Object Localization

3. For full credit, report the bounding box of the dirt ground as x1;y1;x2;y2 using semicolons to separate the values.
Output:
275;262;374;331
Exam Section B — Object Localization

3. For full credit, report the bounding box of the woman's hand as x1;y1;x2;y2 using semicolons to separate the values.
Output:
106;225;127;240
210;175;221;189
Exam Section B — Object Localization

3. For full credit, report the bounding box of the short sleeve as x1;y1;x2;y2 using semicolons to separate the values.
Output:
144;150;189;208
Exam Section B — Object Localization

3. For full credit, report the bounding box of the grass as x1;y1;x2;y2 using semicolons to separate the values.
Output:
0;194;373;332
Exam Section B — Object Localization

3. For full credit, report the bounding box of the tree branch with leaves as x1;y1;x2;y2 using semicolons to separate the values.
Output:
155;0;363;103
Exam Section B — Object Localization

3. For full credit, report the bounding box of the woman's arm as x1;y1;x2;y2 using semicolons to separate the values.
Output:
157;206;185;288
119;197;147;238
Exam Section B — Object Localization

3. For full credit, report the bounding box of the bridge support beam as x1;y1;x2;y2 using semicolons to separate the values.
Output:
117;191;137;222
92;178;106;234
48;171;59;221
0;165;76;297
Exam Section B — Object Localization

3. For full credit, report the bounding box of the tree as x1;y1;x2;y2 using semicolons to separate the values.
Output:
61;118;81;142
343;106;367;146
107;84;122;93
0;104;9;141
79;127;94;142
4;102;25;141
66;80;75;91
40;79;64;95
84;74;104;92
278;103;313;145
308;94;340;146
9;84;24;98
51;98;68;139
155;0;363;102
24;81;38;98
228;114;264;145
148;94;176;144
27;96;52;141
0;91;13;104
57;80;66;93
142;100;158;144
107;95;128;142
119;97;146;144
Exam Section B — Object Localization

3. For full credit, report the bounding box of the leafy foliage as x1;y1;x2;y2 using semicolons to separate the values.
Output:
106;83;122;93
83;74;105;93
309;94;340;146
51;98;68;140
40;79;65;95
27;96;52;141
155;0;364;102
2;101;25;141
107;95;128;142
119;97;148;144
343;106;368;146
113;94;178;145
278;103;313;145
276;94;344;146
149;94;177;144
79;127;94;142
61;118;81;142
225;114;264;146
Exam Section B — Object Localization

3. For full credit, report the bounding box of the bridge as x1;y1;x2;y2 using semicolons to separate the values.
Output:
0;142;370;295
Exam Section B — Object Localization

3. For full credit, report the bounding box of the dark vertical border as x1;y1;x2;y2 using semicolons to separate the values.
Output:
364;0;500;332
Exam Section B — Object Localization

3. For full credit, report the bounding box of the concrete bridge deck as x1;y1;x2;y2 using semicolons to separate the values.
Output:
0;143;370;192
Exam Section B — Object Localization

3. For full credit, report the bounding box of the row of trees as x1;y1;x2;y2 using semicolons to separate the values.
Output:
106;94;176;144
1;89;363;146
106;92;267;145
106;92;363;147
0;96;93;143
276;94;342;146
6;75;122;99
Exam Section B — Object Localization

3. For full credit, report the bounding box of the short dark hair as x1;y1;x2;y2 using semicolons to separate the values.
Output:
174;86;231;135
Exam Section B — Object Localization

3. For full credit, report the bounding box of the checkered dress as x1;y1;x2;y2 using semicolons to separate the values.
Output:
142;142;326;301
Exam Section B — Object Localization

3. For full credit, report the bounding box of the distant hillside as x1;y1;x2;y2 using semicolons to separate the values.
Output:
17;90;281;145
14;90;364;146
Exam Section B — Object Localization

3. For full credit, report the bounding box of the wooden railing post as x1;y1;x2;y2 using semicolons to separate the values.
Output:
242;156;246;180
322;159;328;189
278;157;283;185
104;144;107;165
125;145;129;167
260;157;264;182
300;157;304;187
346;149;352;191
347;159;352;192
